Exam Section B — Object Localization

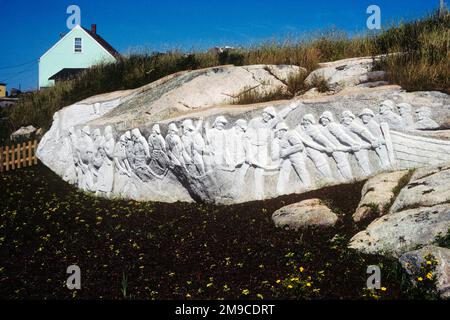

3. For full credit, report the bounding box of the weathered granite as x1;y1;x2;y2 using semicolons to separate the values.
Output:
353;170;408;223
350;163;450;257
37;63;450;204
272;199;338;230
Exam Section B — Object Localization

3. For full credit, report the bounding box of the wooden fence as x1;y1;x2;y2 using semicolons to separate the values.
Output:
0;140;39;172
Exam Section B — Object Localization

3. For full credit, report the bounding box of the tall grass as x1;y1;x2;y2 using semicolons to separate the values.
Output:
7;11;449;138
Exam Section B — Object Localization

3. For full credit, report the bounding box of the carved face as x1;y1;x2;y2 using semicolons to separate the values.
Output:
361;114;372;124
341;116;353;126
215;122;225;130
277;129;287;139
262;112;272;123
320;118;330;126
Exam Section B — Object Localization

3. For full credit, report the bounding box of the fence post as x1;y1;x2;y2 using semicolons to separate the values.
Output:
27;140;33;167
17;143;21;169
33;140;38;165
11;144;15;170
0;146;3;172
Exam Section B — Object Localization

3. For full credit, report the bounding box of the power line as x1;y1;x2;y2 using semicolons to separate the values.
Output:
0;62;37;83
0;59;37;70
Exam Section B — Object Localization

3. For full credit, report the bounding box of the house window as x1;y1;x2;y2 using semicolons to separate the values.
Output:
74;37;82;53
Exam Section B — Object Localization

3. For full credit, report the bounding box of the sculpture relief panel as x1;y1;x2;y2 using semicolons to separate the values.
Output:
58;97;448;204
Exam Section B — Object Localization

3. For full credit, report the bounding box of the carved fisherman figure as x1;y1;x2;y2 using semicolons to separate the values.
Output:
166;123;186;168
359;108;390;170
297;114;334;179
130;128;153;182
96;126;115;197
272;122;311;195
414;107;439;130
245;102;300;199
340;111;372;176
396;103;415;129
78;126;96;191
318;111;354;180
147;124;169;175
378;100;404;130
206;116;229;167
181;119;210;175
113;131;134;197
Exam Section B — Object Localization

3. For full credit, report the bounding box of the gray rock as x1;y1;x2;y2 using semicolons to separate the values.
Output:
399;245;450;299
272;199;338;230
353;170;408;223
349;203;450;257
10;125;39;141
304;56;386;92
390;164;450;213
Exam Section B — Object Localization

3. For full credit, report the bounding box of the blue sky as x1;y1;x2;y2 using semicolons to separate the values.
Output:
0;0;442;91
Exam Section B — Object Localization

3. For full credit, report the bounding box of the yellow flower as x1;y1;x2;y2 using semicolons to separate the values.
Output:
256;293;264;299
381;287;387;291
426;272;433;280
426;260;432;265
299;267;304;272
242;289;250;295
306;282;311;287
276;279;281;284
287;284;293;289
417;277;423;282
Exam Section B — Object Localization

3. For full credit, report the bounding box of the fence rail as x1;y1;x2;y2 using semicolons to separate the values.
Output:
0;140;39;172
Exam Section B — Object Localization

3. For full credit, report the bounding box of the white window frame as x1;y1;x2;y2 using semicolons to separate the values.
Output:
74;37;82;53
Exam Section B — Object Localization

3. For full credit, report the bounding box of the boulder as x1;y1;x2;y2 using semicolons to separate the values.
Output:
349;203;450;257
399;245;450;299
352;170;409;223
350;163;450;256
272;199;338;230
304;56;386;92
10;125;39;141
36;62;450;204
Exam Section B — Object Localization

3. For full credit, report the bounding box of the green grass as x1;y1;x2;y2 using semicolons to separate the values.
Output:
6;11;449;141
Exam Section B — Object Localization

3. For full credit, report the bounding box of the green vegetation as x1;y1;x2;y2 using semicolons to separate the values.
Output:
6;12;449;140
1;164;437;299
382;169;415;213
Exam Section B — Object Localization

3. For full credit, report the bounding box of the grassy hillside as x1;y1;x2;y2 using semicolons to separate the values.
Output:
5;12;449;139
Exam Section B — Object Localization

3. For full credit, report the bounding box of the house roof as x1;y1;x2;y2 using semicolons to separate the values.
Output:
81;27;120;58
40;25;120;60
49;68;85;81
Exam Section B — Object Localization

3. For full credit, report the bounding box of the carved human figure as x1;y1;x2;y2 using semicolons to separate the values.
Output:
77;126;96;191
272;122;311;194
244;102;300;199
296;114;334;179
227;119;248;168
148;124;170;175
318;111;354;180
96;126;115;197
340;111;372;176
165;123;186;168
206;116;229;167
396;103;415;128
414;107;439;130
378;100;404;130
181;119;210;175
130;128;153;182
113;131;134;196
359;108;390;170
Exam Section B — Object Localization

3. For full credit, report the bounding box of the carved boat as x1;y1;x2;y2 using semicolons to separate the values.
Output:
384;124;450;169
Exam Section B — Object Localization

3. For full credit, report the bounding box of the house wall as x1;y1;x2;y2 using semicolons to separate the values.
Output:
0;85;6;98
39;26;116;88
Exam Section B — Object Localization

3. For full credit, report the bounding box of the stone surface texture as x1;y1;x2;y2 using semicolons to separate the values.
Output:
272;199;338;230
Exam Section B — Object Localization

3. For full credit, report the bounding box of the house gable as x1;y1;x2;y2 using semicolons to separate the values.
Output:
39;25;118;88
